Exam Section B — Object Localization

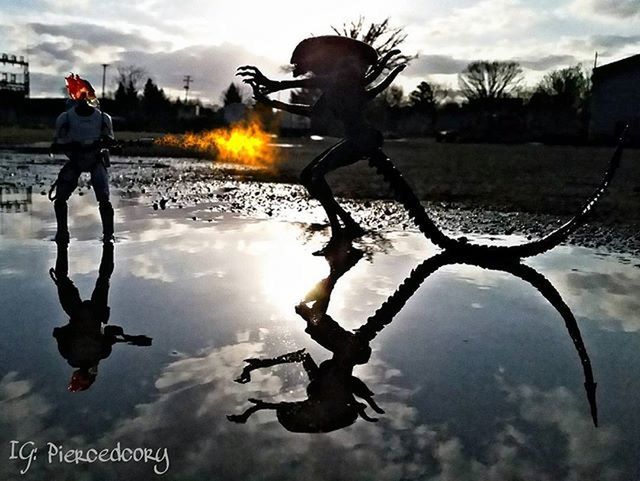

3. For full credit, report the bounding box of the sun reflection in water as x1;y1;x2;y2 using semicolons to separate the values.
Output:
260;240;328;314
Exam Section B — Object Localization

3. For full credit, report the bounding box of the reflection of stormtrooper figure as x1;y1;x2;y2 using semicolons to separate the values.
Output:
50;242;152;392
229;242;599;432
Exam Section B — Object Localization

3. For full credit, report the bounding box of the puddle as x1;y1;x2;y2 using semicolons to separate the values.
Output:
0;180;639;480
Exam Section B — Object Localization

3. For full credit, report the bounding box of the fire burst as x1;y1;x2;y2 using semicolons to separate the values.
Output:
156;118;277;169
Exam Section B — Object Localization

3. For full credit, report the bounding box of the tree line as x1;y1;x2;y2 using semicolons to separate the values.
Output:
376;61;592;142
283;17;593;143
106;17;593;142
104;65;248;132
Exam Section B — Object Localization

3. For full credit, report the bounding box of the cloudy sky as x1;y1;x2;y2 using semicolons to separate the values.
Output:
1;0;639;104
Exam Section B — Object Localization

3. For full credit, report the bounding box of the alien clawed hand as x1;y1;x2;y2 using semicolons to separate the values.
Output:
236;48;404;104
236;66;276;100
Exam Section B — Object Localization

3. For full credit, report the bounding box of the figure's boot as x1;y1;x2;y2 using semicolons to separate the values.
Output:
54;200;69;244
99;201;115;242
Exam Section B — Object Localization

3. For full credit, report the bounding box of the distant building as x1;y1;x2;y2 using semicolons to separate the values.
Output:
0;52;30;124
590;53;640;144
0;52;29;96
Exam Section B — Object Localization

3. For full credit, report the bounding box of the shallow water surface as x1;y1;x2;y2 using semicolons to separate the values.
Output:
1;192;639;480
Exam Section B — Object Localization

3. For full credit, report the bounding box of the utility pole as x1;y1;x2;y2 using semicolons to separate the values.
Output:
183;75;192;101
101;63;109;101
593;51;598;70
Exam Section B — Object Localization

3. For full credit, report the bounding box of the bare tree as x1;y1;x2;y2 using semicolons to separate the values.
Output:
114;65;147;94
112;64;147;114
331;16;417;71
532;65;589;109
458;61;523;101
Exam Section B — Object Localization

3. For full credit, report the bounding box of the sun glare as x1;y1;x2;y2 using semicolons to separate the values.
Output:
260;240;328;314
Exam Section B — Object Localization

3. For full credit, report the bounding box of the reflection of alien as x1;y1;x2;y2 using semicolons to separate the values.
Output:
240;41;627;259
229;242;598;432
238;36;405;240
50;242;152;392
228;237;384;431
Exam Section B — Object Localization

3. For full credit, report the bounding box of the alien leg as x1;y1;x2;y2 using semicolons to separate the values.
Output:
300;141;363;236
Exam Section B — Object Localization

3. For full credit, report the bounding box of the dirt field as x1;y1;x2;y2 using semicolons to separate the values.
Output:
2;129;638;222
258;137;640;223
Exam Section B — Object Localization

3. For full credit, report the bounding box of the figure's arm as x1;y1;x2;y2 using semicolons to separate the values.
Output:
100;112;115;141
366;65;406;98
50;112;75;154
364;49;401;85
105;325;152;346
52;112;70;145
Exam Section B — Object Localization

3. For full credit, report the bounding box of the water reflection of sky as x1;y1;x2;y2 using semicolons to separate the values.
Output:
1;194;639;480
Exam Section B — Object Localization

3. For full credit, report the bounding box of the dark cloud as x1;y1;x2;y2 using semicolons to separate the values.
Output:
30;71;66;96
115;43;281;103
33;41;78;68
518;54;579;70
407;55;470;76
566;272;636;296
591;34;640;51
23;18;280;103
567;34;640;58
581;0;640;18
407;53;581;77
28;22;164;51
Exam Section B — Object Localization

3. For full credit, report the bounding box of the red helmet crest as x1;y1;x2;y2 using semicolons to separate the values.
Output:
65;73;97;101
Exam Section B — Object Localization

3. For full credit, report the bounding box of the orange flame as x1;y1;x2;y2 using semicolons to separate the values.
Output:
156;118;277;169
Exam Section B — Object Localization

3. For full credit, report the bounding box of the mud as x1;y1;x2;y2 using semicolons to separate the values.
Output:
1;151;638;256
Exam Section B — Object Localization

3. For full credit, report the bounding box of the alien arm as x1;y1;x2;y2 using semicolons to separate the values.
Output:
366;65;406;98
263;98;313;117
237;65;323;93
268;77;323;92
235;349;316;384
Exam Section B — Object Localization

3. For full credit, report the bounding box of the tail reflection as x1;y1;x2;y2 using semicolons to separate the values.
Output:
50;242;152;392
230;240;597;431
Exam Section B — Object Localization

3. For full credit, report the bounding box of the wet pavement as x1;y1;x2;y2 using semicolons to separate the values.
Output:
1;178;639;480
